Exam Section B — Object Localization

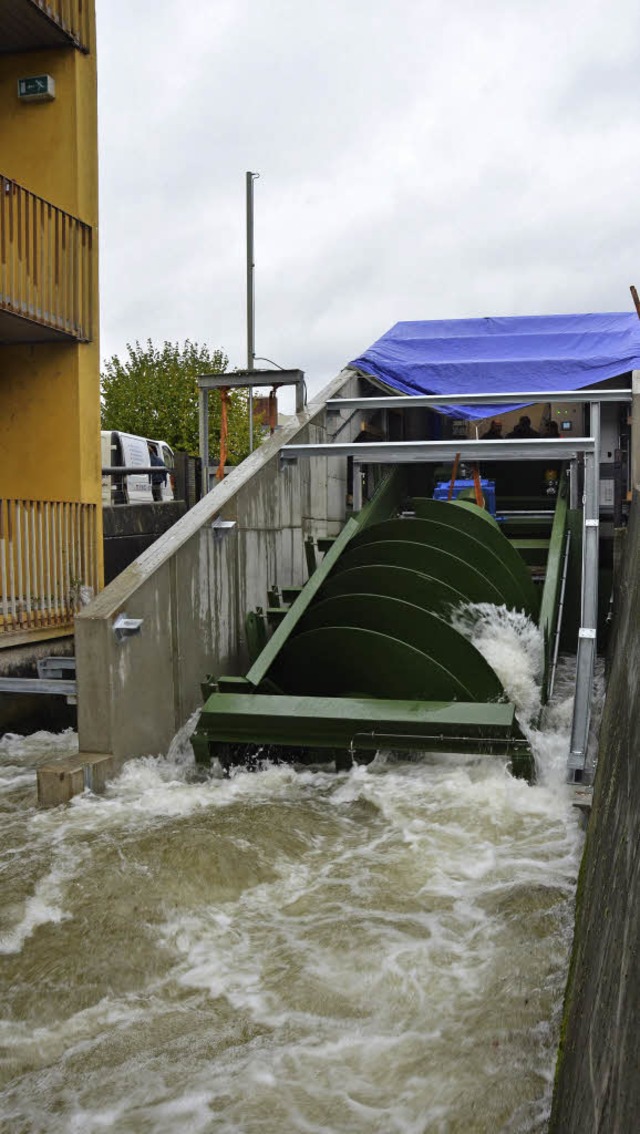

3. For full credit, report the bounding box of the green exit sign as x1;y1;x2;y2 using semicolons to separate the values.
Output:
17;75;55;102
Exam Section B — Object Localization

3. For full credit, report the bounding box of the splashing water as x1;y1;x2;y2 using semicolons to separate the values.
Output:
0;620;588;1133
449;602;544;727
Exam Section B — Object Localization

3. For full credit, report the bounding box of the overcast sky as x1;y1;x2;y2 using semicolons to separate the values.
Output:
96;0;640;408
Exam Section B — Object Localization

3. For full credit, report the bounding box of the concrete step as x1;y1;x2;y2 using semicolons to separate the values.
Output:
37;752;118;807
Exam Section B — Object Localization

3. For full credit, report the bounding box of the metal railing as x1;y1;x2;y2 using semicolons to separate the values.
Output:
0;498;98;637
33;0;91;51
0;176;93;341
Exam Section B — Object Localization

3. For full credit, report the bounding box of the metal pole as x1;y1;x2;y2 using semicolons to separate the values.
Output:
569;459;579;509
352;462;363;511
568;402;600;782
198;386;209;496
632;370;640;493
246;171;258;452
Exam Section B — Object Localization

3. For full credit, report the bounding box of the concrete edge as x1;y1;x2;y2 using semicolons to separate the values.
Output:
76;369;355;622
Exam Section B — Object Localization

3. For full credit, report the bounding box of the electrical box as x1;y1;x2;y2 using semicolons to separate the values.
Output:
549;401;584;434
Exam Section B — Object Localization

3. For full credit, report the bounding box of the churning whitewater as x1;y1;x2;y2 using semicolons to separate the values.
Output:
0;607;586;1134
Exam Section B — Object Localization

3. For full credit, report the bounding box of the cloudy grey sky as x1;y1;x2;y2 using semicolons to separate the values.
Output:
96;0;640;407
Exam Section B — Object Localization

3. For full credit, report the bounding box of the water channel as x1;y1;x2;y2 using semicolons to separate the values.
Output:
0;610;588;1133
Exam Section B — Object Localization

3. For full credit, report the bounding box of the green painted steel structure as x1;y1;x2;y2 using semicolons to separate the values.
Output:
192;467;570;780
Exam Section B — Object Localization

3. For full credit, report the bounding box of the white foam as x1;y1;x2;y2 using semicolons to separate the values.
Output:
0;622;590;1132
0;727;77;767
0;858;73;954
449;601;544;726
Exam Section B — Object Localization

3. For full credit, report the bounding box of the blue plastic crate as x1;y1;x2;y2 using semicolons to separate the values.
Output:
433;478;497;517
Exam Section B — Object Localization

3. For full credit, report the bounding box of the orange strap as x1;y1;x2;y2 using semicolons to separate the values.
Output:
447;453;461;500
472;463;485;508
216;387;229;481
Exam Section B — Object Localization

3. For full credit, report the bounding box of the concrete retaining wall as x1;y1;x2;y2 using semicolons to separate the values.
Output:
74;370;363;764
103;501;187;582
550;492;640;1132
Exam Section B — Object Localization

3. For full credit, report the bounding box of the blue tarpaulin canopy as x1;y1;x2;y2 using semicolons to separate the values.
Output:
349;312;640;419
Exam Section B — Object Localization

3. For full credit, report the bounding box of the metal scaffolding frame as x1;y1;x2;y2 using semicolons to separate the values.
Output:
197;369;305;496
281;387;633;783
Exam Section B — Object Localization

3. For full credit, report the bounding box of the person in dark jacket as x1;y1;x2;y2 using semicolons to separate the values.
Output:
506;415;539;438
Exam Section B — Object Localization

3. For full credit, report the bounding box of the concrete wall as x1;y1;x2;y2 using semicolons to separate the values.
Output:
74;371;363;762
550;492;640;1132
103;501;188;583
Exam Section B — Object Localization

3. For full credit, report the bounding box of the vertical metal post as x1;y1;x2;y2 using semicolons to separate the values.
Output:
198;386;209;496
352;462;363;511
295;373;305;414
246;171;258;452
569;459;579;509
632;370;640;494
613;448;623;527
568;403;600;782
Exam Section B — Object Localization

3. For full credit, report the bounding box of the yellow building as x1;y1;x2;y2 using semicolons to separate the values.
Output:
0;0;102;646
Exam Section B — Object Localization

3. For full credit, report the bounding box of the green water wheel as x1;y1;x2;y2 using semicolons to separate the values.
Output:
412;499;538;611
270;625;481;702
349;516;535;615
319;563;466;615
335;539;506;606
297;593;503;701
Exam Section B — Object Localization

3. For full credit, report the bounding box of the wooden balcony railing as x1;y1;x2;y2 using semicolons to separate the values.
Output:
32;0;91;52
0;498;99;639
0;176;93;342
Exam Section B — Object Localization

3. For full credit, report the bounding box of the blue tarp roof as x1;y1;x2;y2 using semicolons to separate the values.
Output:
349;312;640;419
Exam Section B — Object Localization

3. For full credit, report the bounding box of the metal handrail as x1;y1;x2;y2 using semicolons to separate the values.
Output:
0;175;93;341
102;467;166;475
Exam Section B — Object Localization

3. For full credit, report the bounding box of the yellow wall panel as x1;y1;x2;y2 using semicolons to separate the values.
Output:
0;2;102;588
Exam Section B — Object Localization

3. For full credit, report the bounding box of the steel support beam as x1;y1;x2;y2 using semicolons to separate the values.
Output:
0;677;76;696
327;389;632;411
281;438;595;465
198;370;305;394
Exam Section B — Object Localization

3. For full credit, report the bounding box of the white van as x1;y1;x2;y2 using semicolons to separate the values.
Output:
101;431;175;504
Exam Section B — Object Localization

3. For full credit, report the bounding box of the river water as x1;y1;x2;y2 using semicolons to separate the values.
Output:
0;610;587;1134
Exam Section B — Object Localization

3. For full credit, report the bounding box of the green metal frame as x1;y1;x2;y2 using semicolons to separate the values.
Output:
192;693;533;778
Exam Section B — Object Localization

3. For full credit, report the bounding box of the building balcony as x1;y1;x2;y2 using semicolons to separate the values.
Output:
0;496;99;644
0;0;90;55
0;175;93;344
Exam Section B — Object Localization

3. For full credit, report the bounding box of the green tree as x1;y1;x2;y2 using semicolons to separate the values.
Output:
100;340;252;463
